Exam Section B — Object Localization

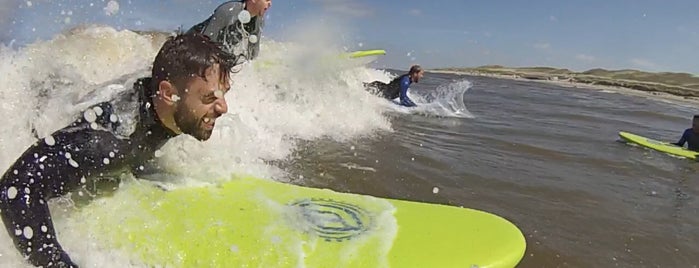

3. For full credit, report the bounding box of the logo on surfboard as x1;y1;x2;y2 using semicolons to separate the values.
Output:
289;199;372;242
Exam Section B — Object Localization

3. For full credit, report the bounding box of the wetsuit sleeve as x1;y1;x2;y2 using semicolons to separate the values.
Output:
674;129;690;147
399;75;417;107
0;103;128;267
250;16;264;59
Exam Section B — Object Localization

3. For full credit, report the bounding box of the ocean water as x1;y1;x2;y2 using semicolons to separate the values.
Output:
1;24;698;267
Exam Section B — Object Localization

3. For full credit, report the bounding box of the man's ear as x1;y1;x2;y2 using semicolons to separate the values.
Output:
158;80;178;104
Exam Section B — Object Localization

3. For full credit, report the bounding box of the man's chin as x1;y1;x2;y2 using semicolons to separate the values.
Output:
186;128;213;141
195;131;213;141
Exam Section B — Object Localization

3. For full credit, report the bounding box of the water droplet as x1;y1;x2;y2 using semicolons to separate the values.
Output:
14;229;21;236
84;110;97;122
238;10;251;23
103;158;110;165
110;114;118;123
350;146;355;151
172;95;180;102
41;225;47;233
249;34;258;44
93;106;103;116
68;159;79;168
109;152;115;158
80;177;86;184
90;122;99;130
154;150;164;158
44;136;55;146
433;187;440;194
65;153;71;159
7;187;18;199
23;226;33;239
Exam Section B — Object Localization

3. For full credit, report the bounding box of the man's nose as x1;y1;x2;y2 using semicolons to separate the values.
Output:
214;98;228;115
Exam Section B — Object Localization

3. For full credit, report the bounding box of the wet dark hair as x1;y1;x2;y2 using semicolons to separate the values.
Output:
694;115;699;120
151;32;236;94
409;64;423;75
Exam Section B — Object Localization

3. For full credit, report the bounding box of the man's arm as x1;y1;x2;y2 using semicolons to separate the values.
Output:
674;129;689;147
0;103;128;267
399;76;417;107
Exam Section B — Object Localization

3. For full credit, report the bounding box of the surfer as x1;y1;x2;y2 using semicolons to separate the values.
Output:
673;115;699;151
188;0;272;65
364;64;425;107
0;32;235;267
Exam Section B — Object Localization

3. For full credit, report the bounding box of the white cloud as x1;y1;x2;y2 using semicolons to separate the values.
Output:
576;54;596;62
533;42;551;49
630;58;658;69
408;9;422;16
309;0;373;17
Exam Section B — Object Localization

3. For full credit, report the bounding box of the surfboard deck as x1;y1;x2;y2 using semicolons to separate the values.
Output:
345;49;386;59
254;49;386;70
619;131;698;160
84;176;526;268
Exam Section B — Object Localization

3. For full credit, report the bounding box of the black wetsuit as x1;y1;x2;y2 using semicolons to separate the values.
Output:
365;74;409;100
674;128;699;151
0;77;177;267
187;0;264;63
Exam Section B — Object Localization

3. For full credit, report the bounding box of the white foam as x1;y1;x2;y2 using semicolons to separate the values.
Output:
387;79;475;118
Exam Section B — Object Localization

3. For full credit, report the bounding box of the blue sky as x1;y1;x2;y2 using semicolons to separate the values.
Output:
2;0;698;73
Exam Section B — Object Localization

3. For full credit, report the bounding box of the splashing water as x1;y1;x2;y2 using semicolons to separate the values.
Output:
386;79;474;118
0;22;396;266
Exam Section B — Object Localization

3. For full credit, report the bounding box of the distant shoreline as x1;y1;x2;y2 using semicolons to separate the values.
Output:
430;67;699;105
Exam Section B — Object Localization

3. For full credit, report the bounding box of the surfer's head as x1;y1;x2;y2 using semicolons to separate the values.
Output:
247;0;272;16
151;32;236;141
693;115;699;132
409;65;425;83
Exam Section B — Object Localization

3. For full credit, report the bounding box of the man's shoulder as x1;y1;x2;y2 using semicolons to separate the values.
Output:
215;1;245;16
66;77;147;137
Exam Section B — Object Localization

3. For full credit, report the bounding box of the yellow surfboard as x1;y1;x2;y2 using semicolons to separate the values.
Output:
619;131;698;160
84;176;526;267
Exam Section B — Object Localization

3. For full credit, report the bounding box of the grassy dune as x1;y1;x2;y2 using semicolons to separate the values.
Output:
436;66;699;98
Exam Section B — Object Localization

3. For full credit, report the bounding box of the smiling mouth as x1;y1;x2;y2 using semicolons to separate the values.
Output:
202;117;216;129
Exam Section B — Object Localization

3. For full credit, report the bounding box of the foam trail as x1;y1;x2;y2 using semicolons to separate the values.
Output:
385;79;475;118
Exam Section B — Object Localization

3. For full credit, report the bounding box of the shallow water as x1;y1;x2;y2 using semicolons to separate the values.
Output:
288;73;699;267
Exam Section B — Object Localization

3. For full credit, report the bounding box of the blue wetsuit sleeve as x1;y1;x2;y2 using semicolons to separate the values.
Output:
0;103;129;267
399;75;416;107
674;129;690;147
